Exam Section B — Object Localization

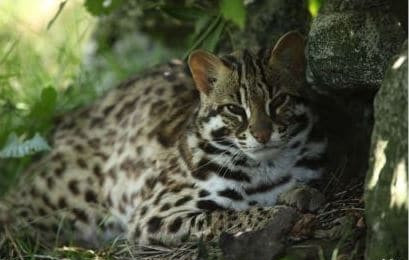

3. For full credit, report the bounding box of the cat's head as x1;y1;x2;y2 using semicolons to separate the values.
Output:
189;31;313;162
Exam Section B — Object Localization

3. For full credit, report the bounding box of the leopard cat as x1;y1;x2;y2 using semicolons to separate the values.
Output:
0;32;326;247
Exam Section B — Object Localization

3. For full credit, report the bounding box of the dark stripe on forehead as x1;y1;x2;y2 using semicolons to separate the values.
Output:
255;58;272;98
221;55;240;70
235;91;242;104
243;49;257;76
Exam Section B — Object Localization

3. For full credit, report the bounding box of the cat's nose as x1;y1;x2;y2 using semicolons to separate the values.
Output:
251;128;271;144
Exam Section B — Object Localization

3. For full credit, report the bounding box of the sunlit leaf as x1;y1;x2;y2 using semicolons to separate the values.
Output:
0;133;50;158
220;0;246;29
308;0;323;17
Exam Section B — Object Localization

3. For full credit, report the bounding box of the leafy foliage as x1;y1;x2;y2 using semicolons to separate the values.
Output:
84;0;248;55
0;1;97;193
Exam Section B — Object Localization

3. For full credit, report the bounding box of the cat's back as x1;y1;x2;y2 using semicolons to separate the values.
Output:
53;60;198;151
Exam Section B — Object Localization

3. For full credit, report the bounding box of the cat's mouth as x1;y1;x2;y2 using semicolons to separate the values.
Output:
241;144;283;161
251;145;280;152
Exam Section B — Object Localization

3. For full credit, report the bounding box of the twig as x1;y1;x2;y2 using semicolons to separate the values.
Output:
4;227;24;260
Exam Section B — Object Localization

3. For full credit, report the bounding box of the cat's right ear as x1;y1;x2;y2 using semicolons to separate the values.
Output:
188;50;226;95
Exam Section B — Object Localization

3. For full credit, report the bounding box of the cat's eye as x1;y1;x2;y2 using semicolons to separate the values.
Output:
225;104;245;115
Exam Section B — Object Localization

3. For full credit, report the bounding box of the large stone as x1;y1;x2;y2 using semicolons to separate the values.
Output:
364;40;408;259
307;0;406;91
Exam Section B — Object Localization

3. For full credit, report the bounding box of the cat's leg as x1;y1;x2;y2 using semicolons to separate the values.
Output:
127;201;300;246
277;184;325;212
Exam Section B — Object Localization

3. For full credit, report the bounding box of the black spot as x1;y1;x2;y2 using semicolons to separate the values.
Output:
168;217;183;233
122;193;128;204
198;141;228;155
46;177;54;189
30;187;38;197
136;146;143;155
42;194;55;210
140;206;148;217
248;200;257;206
73;144;84;152
134;226;141;239
153;189;169;205
245;176;291;195
73;208;88;223
199;190;210;198
160;203;171;212
115;98;138;120
68;180;79;195
144;87;152;95
147;216;162;233
218;189;244;201
197;219;204;230
118;203;126;214
77;158;87;169
90;117;104;128
155;88;165;95
38;207;46;216
172;84;188;95
145;177;157;190
19;210;29;218
103;104;115;116
85;190;98;203
54;162;66;177
196;200;225;212
174;196;192;207
58;197;67;209
93;164;102;177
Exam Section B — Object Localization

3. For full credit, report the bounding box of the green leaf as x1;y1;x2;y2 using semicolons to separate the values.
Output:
30;87;57;121
220;0;246;29
84;0;123;16
161;7;207;21
308;0;322;17
201;19;225;52
41;86;57;112
0;133;50;158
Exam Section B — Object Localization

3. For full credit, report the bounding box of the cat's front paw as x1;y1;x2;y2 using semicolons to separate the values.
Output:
277;185;325;212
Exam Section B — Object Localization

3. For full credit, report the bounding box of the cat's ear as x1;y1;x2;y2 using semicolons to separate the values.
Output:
188;50;227;94
269;31;306;79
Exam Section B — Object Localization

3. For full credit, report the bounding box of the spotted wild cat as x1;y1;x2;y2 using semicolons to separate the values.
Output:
0;31;326;246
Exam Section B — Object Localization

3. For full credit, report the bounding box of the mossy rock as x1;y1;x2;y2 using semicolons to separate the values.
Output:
307;0;406;91
364;40;408;259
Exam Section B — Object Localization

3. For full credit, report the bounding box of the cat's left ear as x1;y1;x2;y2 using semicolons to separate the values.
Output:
269;31;306;80
188;50;229;95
